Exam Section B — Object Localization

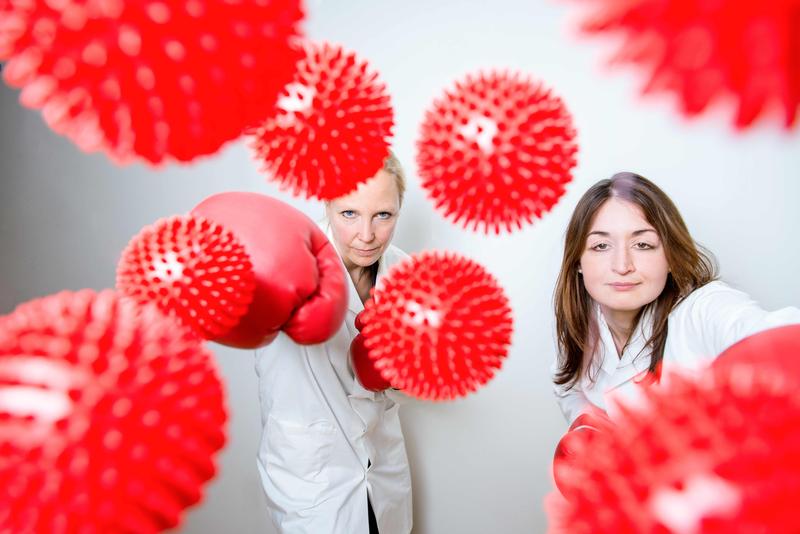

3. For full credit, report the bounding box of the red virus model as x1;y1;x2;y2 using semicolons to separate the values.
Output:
116;214;255;340
569;0;800;129
546;363;800;533
0;289;227;533
714;324;800;379
359;251;513;401
0;0;304;163
250;40;394;200
416;70;578;234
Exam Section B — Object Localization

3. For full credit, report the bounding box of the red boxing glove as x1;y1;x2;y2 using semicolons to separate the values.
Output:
350;309;392;391
191;192;347;348
553;409;612;500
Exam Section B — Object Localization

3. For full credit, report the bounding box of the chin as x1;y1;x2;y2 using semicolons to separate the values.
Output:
600;294;652;313
349;254;380;267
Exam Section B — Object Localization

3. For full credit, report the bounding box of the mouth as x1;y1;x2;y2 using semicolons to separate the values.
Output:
353;247;379;256
608;282;640;291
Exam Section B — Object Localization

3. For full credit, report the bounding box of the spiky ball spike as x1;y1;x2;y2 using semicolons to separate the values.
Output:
0;289;227;533
569;0;800;129
0;0;303;164
546;364;800;533
116;214;255;340
360;251;513;401
250;41;394;200
416;70;578;234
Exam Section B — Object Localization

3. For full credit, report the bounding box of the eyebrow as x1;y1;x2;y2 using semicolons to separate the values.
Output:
587;229;658;237
339;207;397;214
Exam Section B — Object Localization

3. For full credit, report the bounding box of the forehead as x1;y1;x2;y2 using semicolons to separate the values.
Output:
329;169;400;209
589;198;652;232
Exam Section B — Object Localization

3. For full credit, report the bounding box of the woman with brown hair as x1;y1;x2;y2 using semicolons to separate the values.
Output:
551;172;800;423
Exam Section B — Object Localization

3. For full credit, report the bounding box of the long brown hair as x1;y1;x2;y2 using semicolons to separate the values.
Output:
553;172;718;388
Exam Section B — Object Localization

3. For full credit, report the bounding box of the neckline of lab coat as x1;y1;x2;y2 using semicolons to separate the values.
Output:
594;304;654;389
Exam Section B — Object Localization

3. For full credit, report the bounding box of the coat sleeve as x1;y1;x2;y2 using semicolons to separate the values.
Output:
685;281;800;359
551;357;591;425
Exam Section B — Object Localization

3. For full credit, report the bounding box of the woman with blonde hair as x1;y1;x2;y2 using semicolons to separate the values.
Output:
255;152;412;534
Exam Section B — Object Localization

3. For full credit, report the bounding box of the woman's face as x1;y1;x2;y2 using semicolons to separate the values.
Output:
326;169;401;272
579;197;670;316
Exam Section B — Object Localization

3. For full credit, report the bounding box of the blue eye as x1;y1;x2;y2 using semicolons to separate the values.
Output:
341;210;356;219
375;212;392;220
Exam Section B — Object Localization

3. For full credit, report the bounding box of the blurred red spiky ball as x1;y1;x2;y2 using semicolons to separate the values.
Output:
360;251;513;401
546;364;800;533
116;214;255;340
0;0;304;163
250;40;394;200
569;0;800;129
416;70;577;234
0;289;227;533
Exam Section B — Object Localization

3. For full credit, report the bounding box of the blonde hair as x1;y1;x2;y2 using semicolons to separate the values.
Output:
322;150;406;207
382;150;406;206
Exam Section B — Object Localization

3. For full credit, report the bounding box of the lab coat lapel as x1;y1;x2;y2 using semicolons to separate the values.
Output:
594;308;621;378
348;257;394;401
347;273;364;316
347;255;398;457
350;256;396;402
375;253;392;286
303;328;369;456
604;308;654;391
579;309;625;410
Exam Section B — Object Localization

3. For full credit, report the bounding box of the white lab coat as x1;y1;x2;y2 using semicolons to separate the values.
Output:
254;229;413;534
553;281;800;424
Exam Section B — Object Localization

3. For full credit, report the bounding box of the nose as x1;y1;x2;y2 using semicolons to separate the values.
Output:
357;218;375;243
612;247;635;275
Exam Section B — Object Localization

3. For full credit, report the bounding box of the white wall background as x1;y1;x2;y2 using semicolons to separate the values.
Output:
1;0;799;532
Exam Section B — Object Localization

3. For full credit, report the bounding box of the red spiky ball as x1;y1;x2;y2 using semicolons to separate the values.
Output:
0;289;227;533
360;251;513;401
116;214;255;340
250;41;394;200
546;364;800;533
569;0;800;129
0;0;303;164
416;70;578;234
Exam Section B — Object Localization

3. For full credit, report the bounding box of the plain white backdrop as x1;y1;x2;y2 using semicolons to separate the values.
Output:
1;0;799;532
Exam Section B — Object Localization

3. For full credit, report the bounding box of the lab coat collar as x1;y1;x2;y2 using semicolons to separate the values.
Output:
595;304;654;390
